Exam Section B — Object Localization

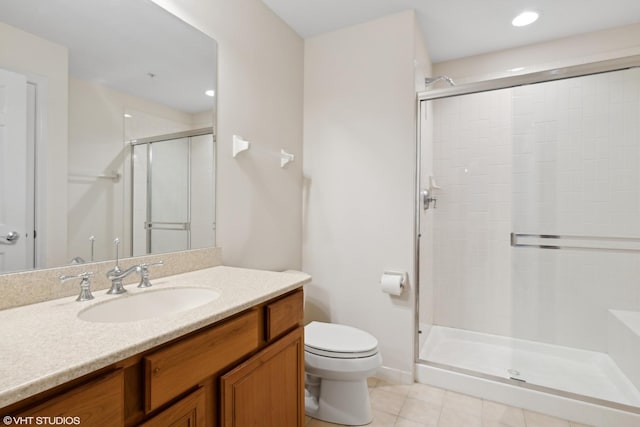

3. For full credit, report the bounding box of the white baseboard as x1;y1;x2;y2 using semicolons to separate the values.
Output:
375;365;413;385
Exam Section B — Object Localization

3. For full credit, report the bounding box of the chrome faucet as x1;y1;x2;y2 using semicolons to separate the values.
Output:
106;237;137;294
106;264;140;294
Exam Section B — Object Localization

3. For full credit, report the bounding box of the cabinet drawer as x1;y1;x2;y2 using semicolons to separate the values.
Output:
16;369;123;427
265;289;303;341
145;310;259;412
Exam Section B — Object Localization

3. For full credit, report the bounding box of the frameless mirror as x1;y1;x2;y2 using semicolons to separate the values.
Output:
0;0;217;274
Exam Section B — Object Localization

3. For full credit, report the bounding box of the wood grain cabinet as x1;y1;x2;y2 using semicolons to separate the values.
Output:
1;288;304;427
15;369;124;427
221;326;304;427
144;309;260;413
139;387;207;427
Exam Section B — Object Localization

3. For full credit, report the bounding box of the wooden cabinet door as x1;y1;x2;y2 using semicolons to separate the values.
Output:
220;327;304;427
15;369;123;427
139;387;207;427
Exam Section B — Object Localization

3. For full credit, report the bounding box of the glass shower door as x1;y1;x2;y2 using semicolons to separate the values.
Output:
130;127;214;257
146;137;190;254
416;66;640;412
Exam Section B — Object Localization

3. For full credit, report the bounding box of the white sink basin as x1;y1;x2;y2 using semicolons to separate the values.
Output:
78;287;220;323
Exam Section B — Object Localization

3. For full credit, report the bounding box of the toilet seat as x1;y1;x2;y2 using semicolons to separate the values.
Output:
305;321;378;359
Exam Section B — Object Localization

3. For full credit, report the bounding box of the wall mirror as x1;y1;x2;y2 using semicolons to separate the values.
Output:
0;0;217;274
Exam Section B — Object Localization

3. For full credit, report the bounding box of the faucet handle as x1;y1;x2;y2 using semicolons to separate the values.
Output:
137;261;164;288
112;237;121;270
59;272;95;302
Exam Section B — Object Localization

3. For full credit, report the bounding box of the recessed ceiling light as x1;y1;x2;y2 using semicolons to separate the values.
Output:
205;89;215;97
124;113;132;118
512;11;539;27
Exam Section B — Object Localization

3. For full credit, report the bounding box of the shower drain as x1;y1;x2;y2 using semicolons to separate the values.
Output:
507;369;526;382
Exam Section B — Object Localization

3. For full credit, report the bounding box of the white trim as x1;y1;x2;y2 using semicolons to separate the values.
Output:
25;73;48;269
375;365;413;386
25;82;36;269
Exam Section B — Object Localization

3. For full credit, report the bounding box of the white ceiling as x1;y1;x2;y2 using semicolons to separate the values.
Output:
261;0;640;63
1;0;217;113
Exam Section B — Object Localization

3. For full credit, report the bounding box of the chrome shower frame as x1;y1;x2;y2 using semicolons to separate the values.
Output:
129;127;213;254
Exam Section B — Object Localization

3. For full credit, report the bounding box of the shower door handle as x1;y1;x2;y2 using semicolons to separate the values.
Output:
144;222;190;231
422;189;437;210
0;231;20;244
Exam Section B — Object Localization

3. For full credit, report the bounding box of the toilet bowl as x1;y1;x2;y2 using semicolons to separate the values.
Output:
304;321;382;426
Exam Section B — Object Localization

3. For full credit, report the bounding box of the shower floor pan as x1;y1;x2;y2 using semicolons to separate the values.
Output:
419;326;640;408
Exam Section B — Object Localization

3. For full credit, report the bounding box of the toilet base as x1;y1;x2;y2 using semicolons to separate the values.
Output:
305;378;372;426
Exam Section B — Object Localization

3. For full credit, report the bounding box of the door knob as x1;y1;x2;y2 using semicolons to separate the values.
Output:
0;231;20;244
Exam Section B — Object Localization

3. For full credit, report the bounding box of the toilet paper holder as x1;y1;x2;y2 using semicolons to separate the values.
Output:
380;271;406;296
381;271;406;285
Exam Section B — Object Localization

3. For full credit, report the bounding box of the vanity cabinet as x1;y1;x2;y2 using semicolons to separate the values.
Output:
2;288;304;427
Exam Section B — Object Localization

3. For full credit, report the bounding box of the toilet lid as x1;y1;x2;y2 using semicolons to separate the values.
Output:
304;321;378;358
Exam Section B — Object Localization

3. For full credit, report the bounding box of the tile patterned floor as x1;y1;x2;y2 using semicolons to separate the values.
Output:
305;378;593;427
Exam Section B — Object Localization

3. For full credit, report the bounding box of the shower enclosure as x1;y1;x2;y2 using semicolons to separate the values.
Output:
130;128;215;256
416;57;640;418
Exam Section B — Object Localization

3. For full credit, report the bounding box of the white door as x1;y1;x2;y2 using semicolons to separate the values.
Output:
0;68;31;273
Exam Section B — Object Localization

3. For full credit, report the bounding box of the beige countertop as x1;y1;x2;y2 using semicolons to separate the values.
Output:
0;265;311;408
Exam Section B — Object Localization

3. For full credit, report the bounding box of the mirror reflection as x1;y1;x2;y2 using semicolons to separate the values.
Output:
0;0;217;274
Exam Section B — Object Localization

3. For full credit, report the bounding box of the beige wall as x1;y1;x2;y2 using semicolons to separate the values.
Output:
303;10;429;382
152;0;304;271
0;23;69;268
147;1;640;382
434;22;640;83
154;1;428;379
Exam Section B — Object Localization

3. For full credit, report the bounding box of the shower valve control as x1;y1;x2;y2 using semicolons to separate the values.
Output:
422;189;437;210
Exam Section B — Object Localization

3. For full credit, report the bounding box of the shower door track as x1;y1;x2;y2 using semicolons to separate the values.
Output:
129;127;214;146
413;53;640;415
416;54;640;102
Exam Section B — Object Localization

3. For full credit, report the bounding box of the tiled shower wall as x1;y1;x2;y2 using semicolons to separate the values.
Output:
431;89;513;337
430;68;640;352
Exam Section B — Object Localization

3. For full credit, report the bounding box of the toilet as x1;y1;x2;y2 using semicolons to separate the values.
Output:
304;321;382;426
